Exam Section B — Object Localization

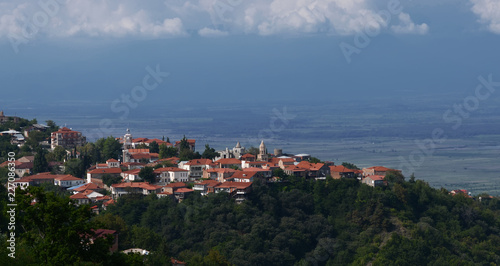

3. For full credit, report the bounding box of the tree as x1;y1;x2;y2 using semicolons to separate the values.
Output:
247;146;259;156
159;144;178;159
65;158;85;178
139;167;156;183
102;136;122;161
342;162;360;170
33;147;49;174
102;174;123;187
25;131;45;150
385;170;405;184
149;141;159;153
309;157;322;163
51;145;67;162
273;168;287;179
179;135;190;151
202;144;219;160
16;187;114;264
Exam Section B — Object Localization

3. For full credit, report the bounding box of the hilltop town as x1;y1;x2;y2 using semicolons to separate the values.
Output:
0;112;411;207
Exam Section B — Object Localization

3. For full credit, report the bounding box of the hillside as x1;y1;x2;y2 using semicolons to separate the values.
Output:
3;174;500;265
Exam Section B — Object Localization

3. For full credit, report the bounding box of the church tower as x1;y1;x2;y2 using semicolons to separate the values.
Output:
257;140;269;161
122;129;133;163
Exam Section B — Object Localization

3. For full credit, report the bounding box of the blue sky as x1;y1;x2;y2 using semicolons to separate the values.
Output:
0;0;499;105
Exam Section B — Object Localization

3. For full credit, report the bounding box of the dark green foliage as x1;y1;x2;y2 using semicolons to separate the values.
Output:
342;162;360;170
201;144;219;160
139;167;155;183
33;147;49;174
247;146;259;156
309;157;322;163
149;141;159;153
11;187;115;264
102;174;123;187
64;158;86;178
159;144;178;159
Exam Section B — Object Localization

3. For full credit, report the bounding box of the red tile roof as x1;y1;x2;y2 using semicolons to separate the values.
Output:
214;158;241;165
216;181;253;189
196;180;221;186
128;149;150;153
88;168;122;174
297;161;325;171
165;182;186;188
70;193;89;199
185;159;212;165
73;183;101;192
106;159;119;163
366;175;385;181
112;182;161;190
54;174;82;181
231;171;258;179
330;165;356;173
175;188;193;193
241;153;256;159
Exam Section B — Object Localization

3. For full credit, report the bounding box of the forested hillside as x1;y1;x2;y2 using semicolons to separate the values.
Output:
2;175;500;265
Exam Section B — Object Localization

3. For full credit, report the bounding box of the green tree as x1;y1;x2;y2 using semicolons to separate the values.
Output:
102;136;122;161
102;174;123;187
51;145;67;162
149;141;159;153
159;144;178;159
33;147;49;174
201;144;219;160
139;167;156;183
342;162;360;170
65;158;85;178
25;131;45;150
309;157;322;163
16;186;114;264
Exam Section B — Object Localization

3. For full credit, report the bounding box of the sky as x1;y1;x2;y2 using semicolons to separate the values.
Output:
0;0;500;106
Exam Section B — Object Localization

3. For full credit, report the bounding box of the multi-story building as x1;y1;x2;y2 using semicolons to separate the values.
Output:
50;127;86;150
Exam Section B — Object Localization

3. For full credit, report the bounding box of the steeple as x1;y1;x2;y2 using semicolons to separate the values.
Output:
259;140;266;154
235;141;241;148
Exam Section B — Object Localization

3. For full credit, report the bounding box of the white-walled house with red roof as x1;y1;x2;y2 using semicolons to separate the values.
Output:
53;174;86;188
154;167;189;184
179;159;213;181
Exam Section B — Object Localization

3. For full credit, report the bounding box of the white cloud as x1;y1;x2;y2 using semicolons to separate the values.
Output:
391;13;429;35
0;0;431;40
198;27;229;37
471;0;500;34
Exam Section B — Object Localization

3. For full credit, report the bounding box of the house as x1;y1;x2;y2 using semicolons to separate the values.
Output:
296;161;330;179
70;193;91;205
121;169;142;182
293;154;311;162
362;175;386;187
240;153;256;162
155;167;189;184
53;174;86;188
193;180;221;196
242;167;273;179
12;172;57;189
106;159;120;168
70;183;103;194
272;157;296;169
121;162;145;170
329;165;358;179
179;159;213;180
171;258;186;266
203;168;237;182
50;127;86;150
231;171;257;183
122;248;150;255
174;188;193;201
214;158;241;169
362;166;401;177
241;161;267;169
284;165;308;178
214;182;253;202
80;190;105;201
102;199;115;210
23;124;49;138
1;160;34;177
86;168;122;185
162;182;187;194
111;182;162;199
129;152;159;163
